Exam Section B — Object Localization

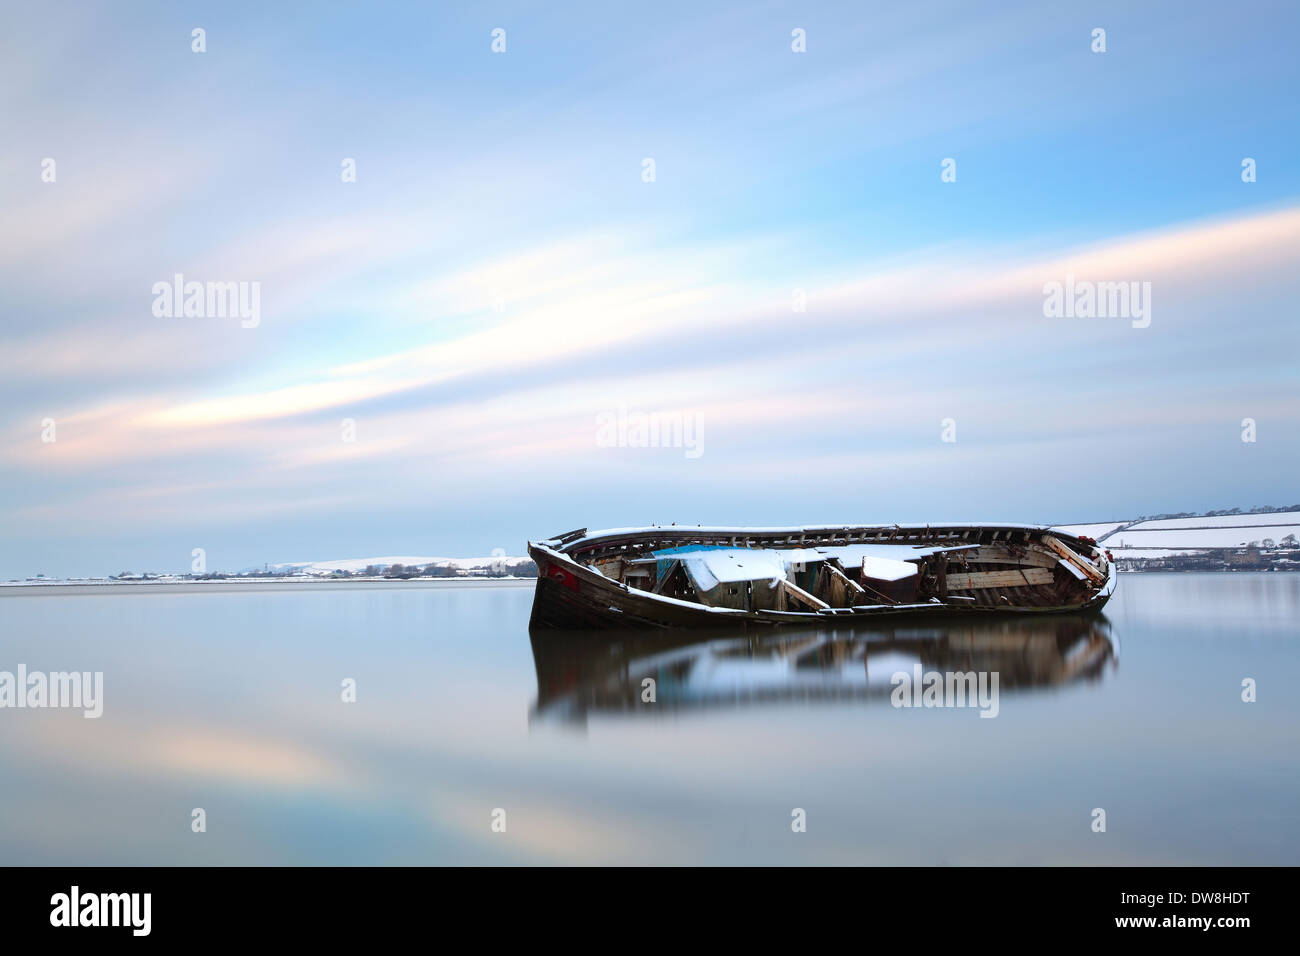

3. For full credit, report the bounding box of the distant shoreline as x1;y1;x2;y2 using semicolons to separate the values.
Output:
0;578;537;597
10;506;1298;585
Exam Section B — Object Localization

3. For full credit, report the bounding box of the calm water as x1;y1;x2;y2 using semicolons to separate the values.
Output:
1;573;1296;865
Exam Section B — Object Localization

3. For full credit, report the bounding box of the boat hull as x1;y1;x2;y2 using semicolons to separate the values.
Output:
528;523;1116;631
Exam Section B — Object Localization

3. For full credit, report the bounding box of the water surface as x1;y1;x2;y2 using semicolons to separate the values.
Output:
1;573;1296;864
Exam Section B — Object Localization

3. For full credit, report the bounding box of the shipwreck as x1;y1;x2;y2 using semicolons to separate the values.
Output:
528;523;1116;630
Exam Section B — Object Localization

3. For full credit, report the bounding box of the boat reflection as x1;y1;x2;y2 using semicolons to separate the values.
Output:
530;615;1117;727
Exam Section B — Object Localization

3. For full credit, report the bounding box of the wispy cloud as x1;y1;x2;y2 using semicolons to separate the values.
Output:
5;202;1297;550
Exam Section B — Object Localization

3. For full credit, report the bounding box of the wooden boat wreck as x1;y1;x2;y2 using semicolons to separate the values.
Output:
528;523;1116;630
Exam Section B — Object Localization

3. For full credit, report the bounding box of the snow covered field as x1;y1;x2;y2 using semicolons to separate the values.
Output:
1056;512;1300;556
1106;526;1300;550
1050;521;1128;540
273;555;523;574
271;555;530;576
1125;514;1300;530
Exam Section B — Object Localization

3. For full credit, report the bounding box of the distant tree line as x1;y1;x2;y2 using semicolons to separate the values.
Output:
1132;504;1300;521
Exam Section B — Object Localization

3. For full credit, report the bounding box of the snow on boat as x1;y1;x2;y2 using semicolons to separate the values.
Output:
528;523;1116;630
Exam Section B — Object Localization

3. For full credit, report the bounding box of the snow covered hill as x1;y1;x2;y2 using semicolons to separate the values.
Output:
1055;511;1300;559
272;555;525;574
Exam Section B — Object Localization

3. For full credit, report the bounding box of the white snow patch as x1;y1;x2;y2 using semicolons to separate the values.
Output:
679;549;787;591
1106;548;1209;559
859;555;921;582
1052;522;1128;540
1127;512;1300;530
1106;526;1300;549
273;555;527;575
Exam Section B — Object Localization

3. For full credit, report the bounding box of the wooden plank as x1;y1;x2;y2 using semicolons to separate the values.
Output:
814;562;864;607
1041;535;1106;585
947;568;1053;590
780;578;829;610
856;582;897;605
960;545;1058;568
593;557;625;580
830;564;865;594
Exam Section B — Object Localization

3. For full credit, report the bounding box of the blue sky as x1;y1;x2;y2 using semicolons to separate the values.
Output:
2;0;1298;577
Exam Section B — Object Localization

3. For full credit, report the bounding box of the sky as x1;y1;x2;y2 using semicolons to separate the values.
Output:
2;0;1298;578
